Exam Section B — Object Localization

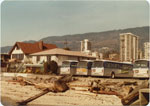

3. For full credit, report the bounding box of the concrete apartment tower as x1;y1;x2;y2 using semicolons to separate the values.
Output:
81;39;91;53
144;42;150;60
120;33;139;62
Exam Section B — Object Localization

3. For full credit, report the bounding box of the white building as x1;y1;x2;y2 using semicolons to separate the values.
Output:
120;33;139;62
30;48;96;66
144;42;150;60
81;39;91;54
9;41;57;63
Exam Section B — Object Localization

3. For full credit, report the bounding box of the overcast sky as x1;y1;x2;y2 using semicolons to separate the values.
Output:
1;0;149;47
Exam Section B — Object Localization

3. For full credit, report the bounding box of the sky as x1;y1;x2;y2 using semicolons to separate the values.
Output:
1;0;149;47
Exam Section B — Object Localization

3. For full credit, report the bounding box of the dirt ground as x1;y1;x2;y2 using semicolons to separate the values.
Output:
0;75;144;106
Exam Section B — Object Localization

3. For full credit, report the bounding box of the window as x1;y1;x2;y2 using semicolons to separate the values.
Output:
77;61;87;68
37;56;40;62
47;56;51;62
122;64;133;70
134;60;149;68
12;54;24;60
93;61;103;67
19;54;24;60
104;62;121;69
104;62;111;68
62;61;70;67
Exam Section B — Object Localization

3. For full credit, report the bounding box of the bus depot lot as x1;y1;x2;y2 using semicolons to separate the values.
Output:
1;73;148;106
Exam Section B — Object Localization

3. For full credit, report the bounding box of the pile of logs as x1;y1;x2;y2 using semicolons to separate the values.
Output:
121;81;149;105
88;79;149;105
7;76;149;105
8;75;73;105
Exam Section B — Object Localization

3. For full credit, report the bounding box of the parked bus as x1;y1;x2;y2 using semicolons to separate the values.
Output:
133;59;150;78
60;60;78;75
91;60;133;78
75;60;93;76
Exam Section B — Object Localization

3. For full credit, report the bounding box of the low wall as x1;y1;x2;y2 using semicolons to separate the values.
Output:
1;72;30;77
1;72;59;79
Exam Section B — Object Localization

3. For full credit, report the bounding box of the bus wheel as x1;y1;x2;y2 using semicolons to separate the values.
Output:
111;73;115;79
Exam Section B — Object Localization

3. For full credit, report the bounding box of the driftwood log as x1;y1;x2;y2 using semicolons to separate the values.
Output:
121;80;149;105
17;88;50;105
119;81;137;87
17;75;71;105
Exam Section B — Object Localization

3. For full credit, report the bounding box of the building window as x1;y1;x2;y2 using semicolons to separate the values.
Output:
12;54;24;60
47;56;51;62
36;56;40;62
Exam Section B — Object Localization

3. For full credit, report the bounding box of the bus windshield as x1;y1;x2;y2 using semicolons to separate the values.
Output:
77;61;87;68
62;61;70;67
134;60;149;68
92;61;103;68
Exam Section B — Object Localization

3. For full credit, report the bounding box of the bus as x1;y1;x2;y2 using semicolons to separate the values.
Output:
133;59;150;78
75;60;93;76
91;60;133;78
60;60;78;75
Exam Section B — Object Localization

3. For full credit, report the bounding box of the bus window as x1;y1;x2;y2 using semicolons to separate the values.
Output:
62;61;70;67
133;60;149;78
77;61;87;68
122;64;133;70
104;62;110;68
134;60;149;68
92;61;103;68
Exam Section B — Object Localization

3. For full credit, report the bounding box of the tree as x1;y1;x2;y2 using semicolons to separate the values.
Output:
49;61;58;74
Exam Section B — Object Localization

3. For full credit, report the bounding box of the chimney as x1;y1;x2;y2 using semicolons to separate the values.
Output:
39;41;43;50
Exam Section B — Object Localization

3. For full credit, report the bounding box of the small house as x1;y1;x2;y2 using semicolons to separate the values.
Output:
30;48;96;66
9;41;57;63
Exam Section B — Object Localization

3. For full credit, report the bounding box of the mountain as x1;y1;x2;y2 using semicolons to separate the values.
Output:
23;40;36;43
40;26;149;51
1;26;149;53
1;46;13;54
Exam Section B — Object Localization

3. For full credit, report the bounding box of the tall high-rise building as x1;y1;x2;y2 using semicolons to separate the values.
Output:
138;49;143;59
120;33;139;62
144;42;150;60
81;39;91;53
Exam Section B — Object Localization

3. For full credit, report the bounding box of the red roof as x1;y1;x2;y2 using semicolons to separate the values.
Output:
9;41;57;55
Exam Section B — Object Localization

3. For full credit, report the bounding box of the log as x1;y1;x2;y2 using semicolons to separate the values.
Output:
71;87;89;91
119;81;137;87
24;80;35;85
69;84;90;87
76;92;98;96
94;90;123;98
58;75;73;83
121;81;149;105
101;82;119;86
17;77;69;105
17;88;49;105
20;80;35;86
